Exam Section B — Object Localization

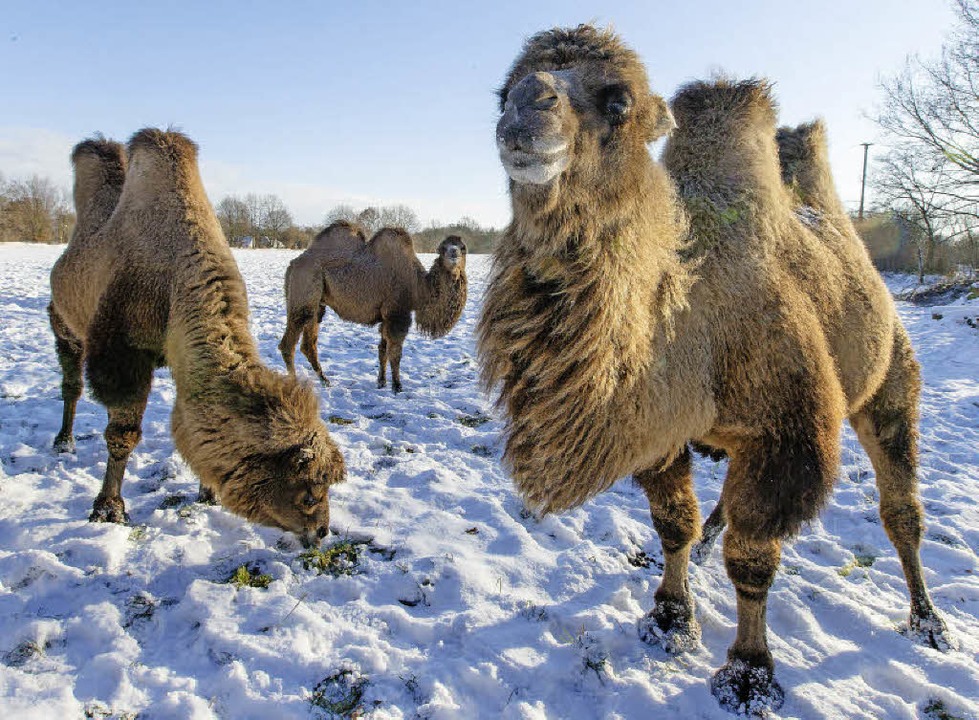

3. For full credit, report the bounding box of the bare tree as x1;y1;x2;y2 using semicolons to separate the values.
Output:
378;204;420;232
1;175;69;243
324;204;357;226
874;0;979;233
257;194;292;246
216;196;252;247
356;206;382;235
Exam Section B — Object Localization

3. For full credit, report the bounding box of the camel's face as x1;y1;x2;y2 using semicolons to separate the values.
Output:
438;236;467;274
221;430;346;548
497;29;676;191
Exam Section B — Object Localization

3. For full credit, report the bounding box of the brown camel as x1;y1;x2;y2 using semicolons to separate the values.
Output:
478;25;951;714
49;130;345;547
279;224;467;392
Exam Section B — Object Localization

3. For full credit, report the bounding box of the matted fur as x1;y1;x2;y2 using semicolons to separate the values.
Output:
280;225;467;387
480;25;695;515
49;128;344;541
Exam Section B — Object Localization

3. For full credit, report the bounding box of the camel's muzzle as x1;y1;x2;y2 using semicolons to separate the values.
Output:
497;71;572;185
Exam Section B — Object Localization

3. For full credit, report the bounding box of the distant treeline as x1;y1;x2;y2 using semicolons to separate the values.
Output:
0;172;73;244
0;173;505;253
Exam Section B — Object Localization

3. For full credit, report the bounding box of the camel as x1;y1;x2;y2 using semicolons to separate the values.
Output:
478;25;951;714
49;130;345;547
279;224;467;392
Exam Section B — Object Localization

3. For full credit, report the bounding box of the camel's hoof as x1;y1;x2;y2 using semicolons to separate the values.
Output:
317;374;331;387
710;659;784;717
638;598;701;654
376;379;386;389
392;382;403;394
908;610;957;652
53;434;75;454
89;497;129;524
197;485;218;506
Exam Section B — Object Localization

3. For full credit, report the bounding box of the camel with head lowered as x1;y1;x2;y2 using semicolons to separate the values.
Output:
478;25;952;714
49;130;345;547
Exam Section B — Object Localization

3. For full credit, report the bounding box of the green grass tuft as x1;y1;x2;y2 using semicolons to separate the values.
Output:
228;564;273;589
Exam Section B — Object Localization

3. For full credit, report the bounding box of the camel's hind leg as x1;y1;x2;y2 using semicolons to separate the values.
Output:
48;304;83;453
299;309;329;385
278;310;305;377
376;334;388;389
850;327;953;650
635;447;702;653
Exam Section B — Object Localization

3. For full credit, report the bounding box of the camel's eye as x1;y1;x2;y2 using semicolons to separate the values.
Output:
601;85;632;124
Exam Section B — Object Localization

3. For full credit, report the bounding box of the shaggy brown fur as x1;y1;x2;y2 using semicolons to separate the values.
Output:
279;225;467;392
49;129;345;547
479;26;951;713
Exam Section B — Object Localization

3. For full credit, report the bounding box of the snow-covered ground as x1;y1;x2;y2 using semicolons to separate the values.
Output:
0;243;976;720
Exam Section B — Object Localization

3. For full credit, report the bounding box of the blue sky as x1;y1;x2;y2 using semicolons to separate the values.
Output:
0;1;956;228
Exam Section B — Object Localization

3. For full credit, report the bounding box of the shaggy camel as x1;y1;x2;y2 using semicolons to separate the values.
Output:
279;224;467;392
49;130;345;546
478;25;951;713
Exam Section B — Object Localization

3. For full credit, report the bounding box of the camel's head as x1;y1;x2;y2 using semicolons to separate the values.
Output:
228;424;346;549
496;25;675;191
188;370;347;548
437;235;467;275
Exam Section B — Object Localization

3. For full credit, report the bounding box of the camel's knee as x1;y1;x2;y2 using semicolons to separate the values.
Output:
880;498;925;548
723;532;780;601
637;450;700;553
105;422;142;460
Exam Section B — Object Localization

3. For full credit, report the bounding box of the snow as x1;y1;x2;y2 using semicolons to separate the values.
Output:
0;243;976;719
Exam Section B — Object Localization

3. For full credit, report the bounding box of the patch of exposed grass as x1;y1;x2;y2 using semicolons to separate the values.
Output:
309;669;369;718
228;564;273;589
923;698;964;720
838;553;876;578
328;415;355;426
127;525;148;543
471;444;492;457
300;540;363;577
3;639;44;667
159;494;184;510
457;413;491;428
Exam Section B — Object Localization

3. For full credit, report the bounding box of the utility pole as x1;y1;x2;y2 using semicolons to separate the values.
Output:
858;142;873;220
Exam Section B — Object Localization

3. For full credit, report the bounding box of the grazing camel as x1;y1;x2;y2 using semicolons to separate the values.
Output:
49;130;345;547
478;25;951;714
279;224;467;392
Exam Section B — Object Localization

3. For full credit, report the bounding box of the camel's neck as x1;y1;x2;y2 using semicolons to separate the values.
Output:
415;260;467;338
165;228;264;402
478;162;691;513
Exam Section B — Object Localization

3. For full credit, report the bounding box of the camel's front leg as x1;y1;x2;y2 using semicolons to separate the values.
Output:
382;313;410;394
711;530;784;714
635;447;702;653
91;399;149;523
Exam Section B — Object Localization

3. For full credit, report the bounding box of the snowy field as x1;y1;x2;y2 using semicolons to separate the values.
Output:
0;243;977;720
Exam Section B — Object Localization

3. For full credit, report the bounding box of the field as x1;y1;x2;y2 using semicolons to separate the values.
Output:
0;244;976;719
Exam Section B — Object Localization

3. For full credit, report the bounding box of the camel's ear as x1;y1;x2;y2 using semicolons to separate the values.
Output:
646;94;677;142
